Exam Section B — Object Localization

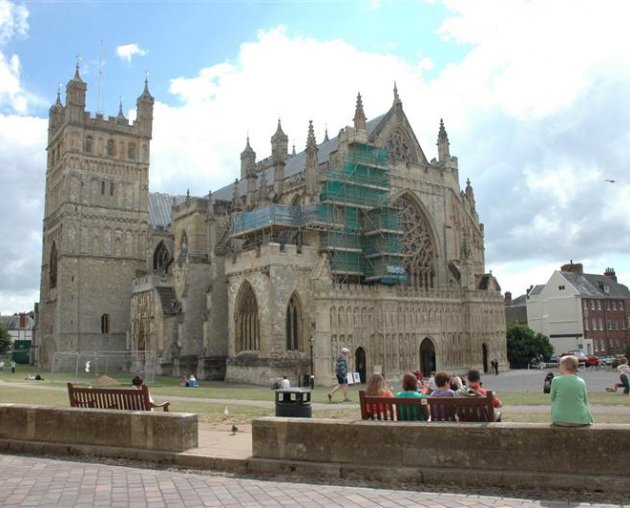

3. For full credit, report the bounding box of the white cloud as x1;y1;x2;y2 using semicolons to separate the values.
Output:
6;1;630;312
0;0;29;113
150;27;428;195
116;43;147;63
0;0;27;45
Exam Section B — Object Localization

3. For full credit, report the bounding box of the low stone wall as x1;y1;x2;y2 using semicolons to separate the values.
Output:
252;417;630;492
0;404;198;453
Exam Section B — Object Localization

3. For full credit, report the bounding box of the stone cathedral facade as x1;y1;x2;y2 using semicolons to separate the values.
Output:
36;67;507;385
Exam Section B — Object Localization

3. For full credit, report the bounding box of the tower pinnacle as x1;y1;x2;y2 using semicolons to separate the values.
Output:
353;92;367;131
437;118;450;162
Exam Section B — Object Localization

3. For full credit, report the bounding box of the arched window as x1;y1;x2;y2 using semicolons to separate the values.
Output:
49;242;58;288
85;135;93;153
106;139;115;156
101;181;106;195
128;143;136;160
394;195;436;289
286;293;301;350
235;281;259;352
153;241;171;272
101;314;110;334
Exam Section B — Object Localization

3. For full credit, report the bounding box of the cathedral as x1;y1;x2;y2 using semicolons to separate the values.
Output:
35;65;507;385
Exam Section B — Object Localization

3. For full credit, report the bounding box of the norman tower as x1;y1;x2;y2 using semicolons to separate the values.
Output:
36;65;153;366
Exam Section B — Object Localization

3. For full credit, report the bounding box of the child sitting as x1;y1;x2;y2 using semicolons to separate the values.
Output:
431;371;455;397
550;355;593;426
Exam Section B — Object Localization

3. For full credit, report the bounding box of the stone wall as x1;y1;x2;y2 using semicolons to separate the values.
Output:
252;417;630;492
0;404;198;452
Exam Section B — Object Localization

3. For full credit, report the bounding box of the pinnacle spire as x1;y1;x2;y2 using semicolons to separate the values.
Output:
272;118;288;141
324;126;329;143
139;73;154;101
353;92;367;130
72;58;83;82
393;81;401;106
306;120;317;148
55;83;62;107
437;117;450;162
117;96;126;119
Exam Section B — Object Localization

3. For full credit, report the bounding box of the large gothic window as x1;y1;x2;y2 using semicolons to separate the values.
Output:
286;293;301;351
235;281;260;352
49;242;58;289
107;139;115;156
153;241;171;272
395;196;435;288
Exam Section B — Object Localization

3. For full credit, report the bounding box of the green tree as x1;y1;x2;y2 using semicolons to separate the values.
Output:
506;323;553;368
0;322;11;355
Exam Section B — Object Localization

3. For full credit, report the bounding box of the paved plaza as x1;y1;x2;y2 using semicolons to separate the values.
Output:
0;454;624;508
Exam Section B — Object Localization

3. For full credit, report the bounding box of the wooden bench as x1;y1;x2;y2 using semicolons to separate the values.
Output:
67;383;170;412
359;390;496;422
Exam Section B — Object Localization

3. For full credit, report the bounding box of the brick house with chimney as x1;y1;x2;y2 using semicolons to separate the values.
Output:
526;262;630;356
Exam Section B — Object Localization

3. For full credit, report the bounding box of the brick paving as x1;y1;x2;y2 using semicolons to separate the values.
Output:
0;454;622;508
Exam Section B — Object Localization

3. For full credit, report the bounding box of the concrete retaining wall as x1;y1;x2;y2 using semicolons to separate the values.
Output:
0;404;198;452
252;417;629;491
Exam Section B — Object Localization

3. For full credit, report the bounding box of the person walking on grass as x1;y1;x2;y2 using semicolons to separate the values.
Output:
328;347;351;402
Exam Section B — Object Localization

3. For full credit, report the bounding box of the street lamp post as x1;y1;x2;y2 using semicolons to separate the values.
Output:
309;335;315;388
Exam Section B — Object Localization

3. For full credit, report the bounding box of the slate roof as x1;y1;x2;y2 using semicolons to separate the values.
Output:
510;294;527;306
212;114;386;201
148;193;186;228
528;284;545;297
560;272;630;298
0;315;34;330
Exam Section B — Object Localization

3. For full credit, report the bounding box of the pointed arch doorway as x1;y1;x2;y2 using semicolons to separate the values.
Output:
355;347;366;384
419;338;436;377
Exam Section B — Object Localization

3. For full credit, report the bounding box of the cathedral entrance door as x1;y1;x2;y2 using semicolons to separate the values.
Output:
355;347;366;384
419;338;436;377
482;343;489;373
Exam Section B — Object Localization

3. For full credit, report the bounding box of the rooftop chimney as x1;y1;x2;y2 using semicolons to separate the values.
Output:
561;260;583;274
504;291;512;306
604;267;617;282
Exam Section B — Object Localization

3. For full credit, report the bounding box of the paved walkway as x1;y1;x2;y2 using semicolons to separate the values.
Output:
0;454;622;507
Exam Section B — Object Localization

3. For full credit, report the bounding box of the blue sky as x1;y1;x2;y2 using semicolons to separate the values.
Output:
2;0;630;314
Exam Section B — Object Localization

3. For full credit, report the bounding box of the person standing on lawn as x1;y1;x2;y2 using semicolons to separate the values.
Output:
328;347;351;402
550;355;593;426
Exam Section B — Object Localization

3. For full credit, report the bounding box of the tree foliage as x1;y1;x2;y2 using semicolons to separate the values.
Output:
506;323;553;368
0;323;11;355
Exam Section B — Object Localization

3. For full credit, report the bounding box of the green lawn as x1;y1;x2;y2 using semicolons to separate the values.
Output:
2;366;629;425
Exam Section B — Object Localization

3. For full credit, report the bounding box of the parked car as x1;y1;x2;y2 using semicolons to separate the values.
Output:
598;355;616;367
563;351;587;365
585;356;599;367
531;356;559;369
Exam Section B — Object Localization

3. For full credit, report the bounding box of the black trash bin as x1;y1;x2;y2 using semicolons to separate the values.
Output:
275;387;312;417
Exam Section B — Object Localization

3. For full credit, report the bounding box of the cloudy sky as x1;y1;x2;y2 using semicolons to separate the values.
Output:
1;0;630;315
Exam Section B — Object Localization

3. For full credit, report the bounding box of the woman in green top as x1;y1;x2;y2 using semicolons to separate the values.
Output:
550;355;593;426
396;372;427;421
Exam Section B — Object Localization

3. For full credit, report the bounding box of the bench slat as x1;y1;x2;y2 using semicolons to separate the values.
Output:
67;383;170;412
359;390;495;422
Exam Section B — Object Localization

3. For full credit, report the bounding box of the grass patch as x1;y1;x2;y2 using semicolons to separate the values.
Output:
500;391;630;406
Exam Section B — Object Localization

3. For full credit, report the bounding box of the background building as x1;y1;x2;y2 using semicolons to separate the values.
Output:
526;262;630;356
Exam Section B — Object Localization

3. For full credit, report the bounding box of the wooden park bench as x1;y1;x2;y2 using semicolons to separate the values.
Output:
359;390;496;422
67;383;170;412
